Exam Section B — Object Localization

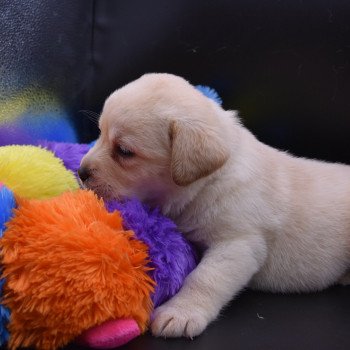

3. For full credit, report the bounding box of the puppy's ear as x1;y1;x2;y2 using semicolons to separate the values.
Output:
169;120;229;186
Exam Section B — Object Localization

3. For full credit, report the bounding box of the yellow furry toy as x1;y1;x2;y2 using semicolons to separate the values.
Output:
0;145;78;199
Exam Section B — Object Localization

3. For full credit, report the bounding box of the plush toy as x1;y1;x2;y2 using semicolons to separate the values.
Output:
0;145;79;199
195;85;223;105
0;145;197;350
0;144;80;347
1;190;154;350
0;183;14;345
0;144;80;346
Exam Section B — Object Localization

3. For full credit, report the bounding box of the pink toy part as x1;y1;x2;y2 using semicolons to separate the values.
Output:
76;319;141;349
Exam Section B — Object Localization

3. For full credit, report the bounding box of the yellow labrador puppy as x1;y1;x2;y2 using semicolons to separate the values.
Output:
80;73;350;338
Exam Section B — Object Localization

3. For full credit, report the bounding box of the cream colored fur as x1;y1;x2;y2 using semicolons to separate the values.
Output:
81;73;350;338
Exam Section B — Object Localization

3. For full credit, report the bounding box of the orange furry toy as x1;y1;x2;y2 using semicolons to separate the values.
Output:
0;190;154;350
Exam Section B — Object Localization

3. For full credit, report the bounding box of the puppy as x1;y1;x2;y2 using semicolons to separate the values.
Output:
80;73;350;338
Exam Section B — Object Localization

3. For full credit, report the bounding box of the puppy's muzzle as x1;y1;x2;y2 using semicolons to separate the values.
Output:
78;166;92;182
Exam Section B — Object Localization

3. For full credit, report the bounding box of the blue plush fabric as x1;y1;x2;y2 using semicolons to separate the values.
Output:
88;140;97;148
0;184;15;346
195;85;223;105
107;199;198;307
0;278;10;346
0;185;15;240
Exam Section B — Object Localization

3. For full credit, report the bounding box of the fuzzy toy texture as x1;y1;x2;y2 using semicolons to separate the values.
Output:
37;141;90;174
0;190;154;350
195;85;223;105
107;200;197;307
77;319;140;349
0;278;10;346
0;183;14;345
0;145;79;199
0;184;16;236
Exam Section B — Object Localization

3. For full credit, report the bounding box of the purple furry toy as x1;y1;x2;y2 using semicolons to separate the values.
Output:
107;200;197;307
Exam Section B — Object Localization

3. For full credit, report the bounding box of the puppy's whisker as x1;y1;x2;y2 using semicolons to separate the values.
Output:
77;177;86;189
80;109;101;118
79;110;101;125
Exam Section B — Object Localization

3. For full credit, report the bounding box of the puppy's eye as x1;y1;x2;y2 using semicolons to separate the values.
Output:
116;145;135;158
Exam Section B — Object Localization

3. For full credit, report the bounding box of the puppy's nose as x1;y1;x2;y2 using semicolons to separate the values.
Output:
78;166;91;182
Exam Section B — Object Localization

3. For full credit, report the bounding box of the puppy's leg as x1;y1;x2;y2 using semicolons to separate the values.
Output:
151;236;266;338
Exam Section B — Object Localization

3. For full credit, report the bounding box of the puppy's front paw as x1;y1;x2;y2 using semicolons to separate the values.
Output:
151;303;209;339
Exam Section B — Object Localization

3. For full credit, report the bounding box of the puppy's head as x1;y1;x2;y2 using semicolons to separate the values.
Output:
80;73;231;205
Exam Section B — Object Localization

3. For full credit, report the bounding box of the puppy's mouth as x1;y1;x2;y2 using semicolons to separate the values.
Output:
81;181;115;201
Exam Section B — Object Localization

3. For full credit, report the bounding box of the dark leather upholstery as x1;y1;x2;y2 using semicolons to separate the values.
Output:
65;286;350;350
0;0;349;349
0;0;92;114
